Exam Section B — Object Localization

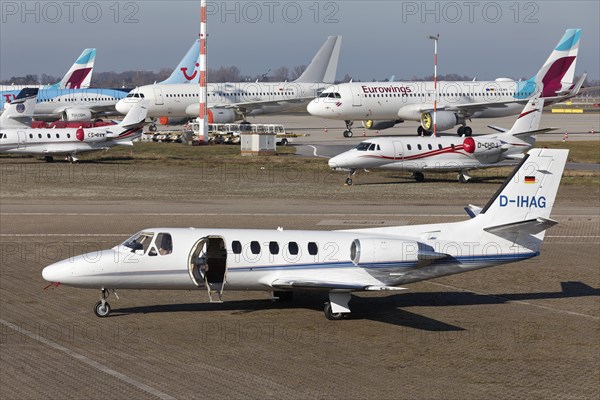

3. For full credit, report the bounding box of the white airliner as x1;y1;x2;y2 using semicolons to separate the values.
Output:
328;96;548;185
115;36;342;129
42;148;568;320
7;39;201;123
0;89;148;162
307;29;583;137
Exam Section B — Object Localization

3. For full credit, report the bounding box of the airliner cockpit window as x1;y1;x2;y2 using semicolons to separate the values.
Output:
355;143;372;151
122;232;155;254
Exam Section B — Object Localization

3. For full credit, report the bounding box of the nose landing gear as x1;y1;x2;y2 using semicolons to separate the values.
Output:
94;288;115;318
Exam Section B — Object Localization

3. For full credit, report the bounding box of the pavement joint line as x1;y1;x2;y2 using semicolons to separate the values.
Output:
1;213;597;218
0;318;176;400
424;282;600;321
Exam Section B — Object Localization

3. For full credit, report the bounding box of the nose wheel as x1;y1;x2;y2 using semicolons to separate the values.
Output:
345;169;356;186
93;288;113;318
343;120;354;138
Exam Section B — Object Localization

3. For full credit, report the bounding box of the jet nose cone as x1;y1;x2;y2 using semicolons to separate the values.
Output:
115;100;132;115
307;99;323;116
42;261;66;283
328;157;339;169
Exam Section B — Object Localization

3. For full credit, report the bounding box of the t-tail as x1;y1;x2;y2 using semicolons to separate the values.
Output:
0;88;38;128
294;36;342;84
109;101;149;143
473;148;568;249
160;39;201;84
517;29;581;99
49;48;96;89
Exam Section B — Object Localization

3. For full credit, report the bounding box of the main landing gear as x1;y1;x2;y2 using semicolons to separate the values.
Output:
458;171;472;183
324;292;351;320
412;171;425;182
343;120;354;138
457;126;473;137
94;288;116;318
66;153;79;163
44;156;54;163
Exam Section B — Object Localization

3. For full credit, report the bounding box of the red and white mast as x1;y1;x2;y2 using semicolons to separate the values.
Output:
198;0;208;143
428;34;439;138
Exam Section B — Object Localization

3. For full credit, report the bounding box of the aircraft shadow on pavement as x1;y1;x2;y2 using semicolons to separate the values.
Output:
353;174;506;186
111;282;598;330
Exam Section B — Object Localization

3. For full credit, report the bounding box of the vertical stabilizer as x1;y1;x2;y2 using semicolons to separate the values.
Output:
294;36;342;83
0;88;38;128
52;48;96;89
160;40;201;84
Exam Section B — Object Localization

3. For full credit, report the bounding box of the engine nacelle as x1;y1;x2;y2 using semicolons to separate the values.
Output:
462;137;503;155
420;111;458;132
158;116;191;126
185;104;239;123
361;119;402;131
61;108;92;122
75;128;108;143
350;238;421;266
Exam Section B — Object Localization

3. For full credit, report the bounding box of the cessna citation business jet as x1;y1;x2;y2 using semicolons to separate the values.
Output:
0;89;148;162
328;95;549;185
43;148;568;320
115;36;342;129
307;29;583;137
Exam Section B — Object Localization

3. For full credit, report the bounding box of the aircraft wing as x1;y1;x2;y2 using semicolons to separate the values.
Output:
213;97;311;114
271;279;407;292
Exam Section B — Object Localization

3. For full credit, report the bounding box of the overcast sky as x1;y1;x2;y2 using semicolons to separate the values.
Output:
1;1;598;81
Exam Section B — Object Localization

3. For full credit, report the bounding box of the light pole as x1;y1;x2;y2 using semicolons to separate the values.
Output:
198;0;208;144
427;34;439;137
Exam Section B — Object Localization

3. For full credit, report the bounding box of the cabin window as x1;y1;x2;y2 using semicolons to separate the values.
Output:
428;144;432;150
29;134;33;139
451;144;455;149
232;241;242;254
438;144;442;150
269;241;279;255
288;242;299;255
377;145;381;151
407;144;412;151
250;241;261;255
38;134;42;138
56;134;60;138
67;134;71;139
47;134;51;139
308;242;318;256
417;144;422;150
155;233;173;255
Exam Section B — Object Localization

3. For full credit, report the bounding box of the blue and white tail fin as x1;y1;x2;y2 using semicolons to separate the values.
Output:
294;36;342;84
518;29;581;99
160;39;201;84
49;48;96;89
475;149;568;245
0;88;38;128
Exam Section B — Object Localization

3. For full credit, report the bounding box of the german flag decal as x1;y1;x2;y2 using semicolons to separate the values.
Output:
524;176;537;184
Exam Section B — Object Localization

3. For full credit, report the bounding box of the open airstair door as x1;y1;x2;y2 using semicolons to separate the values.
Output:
187;236;228;303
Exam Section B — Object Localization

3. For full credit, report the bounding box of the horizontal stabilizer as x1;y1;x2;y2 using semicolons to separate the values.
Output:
465;204;483;218
484;217;558;239
512;127;557;137
488;125;508;133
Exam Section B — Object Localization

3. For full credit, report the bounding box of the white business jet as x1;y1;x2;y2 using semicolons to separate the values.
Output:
0;89;148;162
43;148;568;320
328;95;550;185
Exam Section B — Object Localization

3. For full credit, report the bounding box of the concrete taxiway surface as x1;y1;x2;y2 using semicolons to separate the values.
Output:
1;156;598;399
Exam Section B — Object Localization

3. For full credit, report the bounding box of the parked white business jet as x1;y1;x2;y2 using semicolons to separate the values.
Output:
0;89;148;162
307;29;583;137
115;36;342;129
43;148;567;320
328;95;549;184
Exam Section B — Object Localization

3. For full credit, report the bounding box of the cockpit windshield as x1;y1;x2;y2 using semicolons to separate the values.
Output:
122;231;154;254
120;231;173;256
125;93;145;99
355;142;372;151
318;92;342;99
